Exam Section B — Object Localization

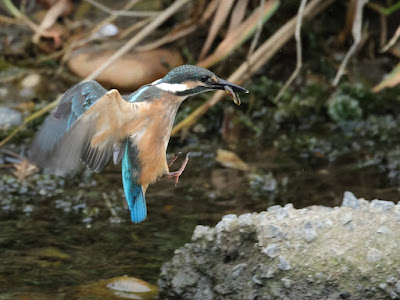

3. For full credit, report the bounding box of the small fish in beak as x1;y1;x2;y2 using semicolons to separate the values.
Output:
224;85;241;105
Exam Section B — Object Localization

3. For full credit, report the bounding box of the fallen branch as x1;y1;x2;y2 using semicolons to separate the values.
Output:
171;0;336;136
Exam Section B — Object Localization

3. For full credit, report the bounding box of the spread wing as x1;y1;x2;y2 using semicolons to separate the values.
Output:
29;81;108;168
44;89;143;175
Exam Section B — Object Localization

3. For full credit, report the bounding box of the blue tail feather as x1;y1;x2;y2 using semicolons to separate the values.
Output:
122;142;147;223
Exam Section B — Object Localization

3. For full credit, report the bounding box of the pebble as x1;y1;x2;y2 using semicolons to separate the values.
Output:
303;221;317;243
19;73;42;98
268;205;289;220
265;224;283;240
0;107;22;128
281;277;292;288
377;226;391;235
390;291;400;299
262;243;280;258
341;191;361;209
395;282;400;293
192;225;212;241
277;256;292;271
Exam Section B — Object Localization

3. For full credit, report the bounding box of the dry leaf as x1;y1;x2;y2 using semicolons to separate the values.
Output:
373;63;400;92
216;149;249;171
12;158;38;181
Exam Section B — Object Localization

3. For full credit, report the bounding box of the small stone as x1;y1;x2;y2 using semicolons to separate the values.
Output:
370;200;395;212
215;214;238;233
267;206;289;219
367;248;383;263
303;221;317;243
377;226;391;235
395;281;400;293
262;224;283;241
341;191;361;209
281;277;292;288
379;283;388;291
258;264;276;279
262;243;280;258
192;225;212;241
0;107;22;128
277;256;291;271
252;274;263;285
232;263;247;278
238;213;253;227
390;291;400;299
19;73;43;98
339;291;351;299
387;275;398;284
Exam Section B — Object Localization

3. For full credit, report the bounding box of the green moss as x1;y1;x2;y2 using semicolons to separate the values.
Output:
328;94;363;122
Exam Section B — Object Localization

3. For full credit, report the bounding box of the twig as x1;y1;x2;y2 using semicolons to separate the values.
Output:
84;0;159;17
332;0;368;86
0;100;58;148
381;25;400;53
247;0;265;57
171;0;336;136
84;0;190;82
274;0;307;102
136;25;198;52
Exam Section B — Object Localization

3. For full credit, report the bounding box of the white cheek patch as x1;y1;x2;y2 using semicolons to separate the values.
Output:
155;82;189;93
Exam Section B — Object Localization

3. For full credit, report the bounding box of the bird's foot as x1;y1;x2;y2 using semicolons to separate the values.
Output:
165;153;190;186
167;152;182;168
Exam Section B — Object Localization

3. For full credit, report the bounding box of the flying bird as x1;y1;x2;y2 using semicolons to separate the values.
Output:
29;65;248;223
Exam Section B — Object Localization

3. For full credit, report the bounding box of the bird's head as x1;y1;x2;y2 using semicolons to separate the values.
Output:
152;65;248;105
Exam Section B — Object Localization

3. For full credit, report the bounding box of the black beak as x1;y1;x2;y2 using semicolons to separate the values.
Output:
210;78;249;94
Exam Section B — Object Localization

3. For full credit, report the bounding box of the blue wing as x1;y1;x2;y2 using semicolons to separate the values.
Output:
29;81;108;168
122;140;147;223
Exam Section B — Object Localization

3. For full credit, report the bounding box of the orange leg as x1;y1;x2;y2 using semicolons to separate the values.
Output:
165;153;190;186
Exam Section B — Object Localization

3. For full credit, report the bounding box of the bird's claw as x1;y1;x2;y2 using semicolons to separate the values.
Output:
165;152;190;186
167;152;182;168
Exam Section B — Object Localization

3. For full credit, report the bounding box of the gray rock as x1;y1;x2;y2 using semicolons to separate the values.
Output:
159;194;400;300
277;256;291;271
370;199;395;212
390;291;400;299
377;226;391;235
0;107;22;128
281;277;293;288
268;205;289;220
341;191;361;209
261;243;280;258
303;221;317;243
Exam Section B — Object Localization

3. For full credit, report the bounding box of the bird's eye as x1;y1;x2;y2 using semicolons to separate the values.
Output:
200;76;209;83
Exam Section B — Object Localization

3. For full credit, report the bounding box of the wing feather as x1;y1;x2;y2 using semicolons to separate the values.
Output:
29;81;107;168
46;90;142;175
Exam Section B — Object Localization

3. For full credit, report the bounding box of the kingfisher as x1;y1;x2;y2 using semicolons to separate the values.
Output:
29;65;248;223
